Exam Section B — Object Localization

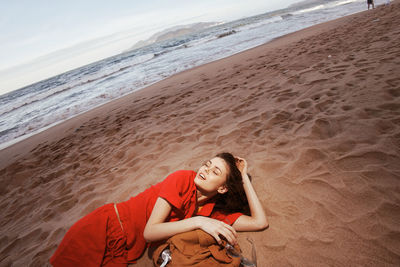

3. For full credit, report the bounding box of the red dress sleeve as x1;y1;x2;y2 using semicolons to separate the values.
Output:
158;170;195;210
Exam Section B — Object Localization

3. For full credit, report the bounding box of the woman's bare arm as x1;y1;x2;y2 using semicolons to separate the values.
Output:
232;158;268;231
143;197;238;244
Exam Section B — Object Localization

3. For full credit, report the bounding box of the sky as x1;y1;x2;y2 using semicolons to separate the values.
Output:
0;0;301;95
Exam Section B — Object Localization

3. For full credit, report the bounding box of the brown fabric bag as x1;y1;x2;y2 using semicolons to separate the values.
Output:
152;229;241;267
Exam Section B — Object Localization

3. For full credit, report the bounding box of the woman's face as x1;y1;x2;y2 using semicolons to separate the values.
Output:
194;157;229;195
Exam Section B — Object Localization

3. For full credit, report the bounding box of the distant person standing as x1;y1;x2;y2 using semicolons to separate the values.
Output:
367;0;375;9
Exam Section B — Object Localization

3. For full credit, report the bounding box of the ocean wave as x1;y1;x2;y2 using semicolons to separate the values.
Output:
185;35;217;48
217;30;237;38
154;51;169;57
293;5;326;15
0;126;18;139
160;38;189;49
0;53;156;117
327;0;359;8
281;13;294;20
237;15;283;31
129;53;155;65
292;0;359;16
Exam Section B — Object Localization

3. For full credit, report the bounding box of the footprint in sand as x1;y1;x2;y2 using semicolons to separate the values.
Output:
385;88;400;98
341;105;354;111
297;100;313;109
309;118;342;140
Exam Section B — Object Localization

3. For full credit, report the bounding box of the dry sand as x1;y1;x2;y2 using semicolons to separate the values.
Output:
1;2;400;266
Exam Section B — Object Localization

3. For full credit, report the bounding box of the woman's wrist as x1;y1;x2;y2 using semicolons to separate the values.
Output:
192;216;202;229
242;173;250;182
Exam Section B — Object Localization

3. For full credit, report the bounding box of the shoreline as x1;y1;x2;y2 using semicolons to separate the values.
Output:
1;2;399;265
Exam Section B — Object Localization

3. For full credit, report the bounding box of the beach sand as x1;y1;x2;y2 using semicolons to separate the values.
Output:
1;1;400;266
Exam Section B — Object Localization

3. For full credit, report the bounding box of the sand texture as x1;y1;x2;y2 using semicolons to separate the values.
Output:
1;2;400;266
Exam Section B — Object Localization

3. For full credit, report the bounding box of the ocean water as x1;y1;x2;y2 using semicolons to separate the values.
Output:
0;0;386;149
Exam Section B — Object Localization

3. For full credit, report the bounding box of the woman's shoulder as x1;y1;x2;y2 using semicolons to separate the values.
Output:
162;170;197;189
157;170;197;205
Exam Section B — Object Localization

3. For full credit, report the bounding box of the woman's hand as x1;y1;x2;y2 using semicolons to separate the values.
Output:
195;216;237;245
235;157;248;177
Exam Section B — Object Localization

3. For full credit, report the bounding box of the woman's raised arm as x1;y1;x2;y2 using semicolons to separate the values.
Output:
232;158;268;231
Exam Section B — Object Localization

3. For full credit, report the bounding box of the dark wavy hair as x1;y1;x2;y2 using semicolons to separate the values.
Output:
213;152;250;216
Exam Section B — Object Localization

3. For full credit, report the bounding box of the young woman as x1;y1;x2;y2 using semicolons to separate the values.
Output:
50;152;268;266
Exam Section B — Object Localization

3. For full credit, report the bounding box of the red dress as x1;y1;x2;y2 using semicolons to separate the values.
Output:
50;170;242;266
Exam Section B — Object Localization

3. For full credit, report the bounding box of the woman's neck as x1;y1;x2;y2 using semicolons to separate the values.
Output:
196;189;216;205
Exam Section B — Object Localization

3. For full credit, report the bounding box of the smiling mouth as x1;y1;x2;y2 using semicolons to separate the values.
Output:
199;173;206;180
